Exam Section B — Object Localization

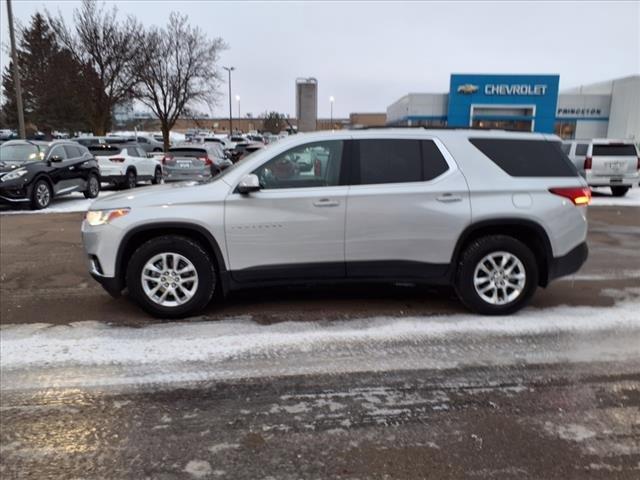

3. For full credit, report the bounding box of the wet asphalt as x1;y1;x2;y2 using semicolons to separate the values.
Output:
1;205;639;478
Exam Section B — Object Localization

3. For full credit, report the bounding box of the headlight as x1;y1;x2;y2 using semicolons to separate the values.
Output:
85;208;130;226
1;168;28;182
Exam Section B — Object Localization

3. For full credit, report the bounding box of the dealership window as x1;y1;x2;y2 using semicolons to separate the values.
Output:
554;121;576;140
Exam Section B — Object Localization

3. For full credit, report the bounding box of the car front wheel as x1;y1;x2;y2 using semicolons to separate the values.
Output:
126;236;216;318
455;235;538;315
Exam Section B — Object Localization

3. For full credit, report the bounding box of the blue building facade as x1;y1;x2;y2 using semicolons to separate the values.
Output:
447;74;560;133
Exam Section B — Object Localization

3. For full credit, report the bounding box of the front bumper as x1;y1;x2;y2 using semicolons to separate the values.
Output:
547;242;589;283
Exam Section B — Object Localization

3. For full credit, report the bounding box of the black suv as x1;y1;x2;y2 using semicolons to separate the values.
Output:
0;140;101;210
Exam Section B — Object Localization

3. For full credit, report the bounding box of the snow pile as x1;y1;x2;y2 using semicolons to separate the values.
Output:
2;289;639;371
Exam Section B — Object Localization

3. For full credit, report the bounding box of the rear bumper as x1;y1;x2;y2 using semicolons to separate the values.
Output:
547;242;588;283
586;171;638;187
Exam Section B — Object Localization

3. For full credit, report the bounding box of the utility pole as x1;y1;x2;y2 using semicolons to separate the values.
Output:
223;66;234;135
6;0;26;139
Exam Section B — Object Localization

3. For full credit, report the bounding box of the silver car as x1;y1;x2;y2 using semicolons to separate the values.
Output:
162;143;231;182
83;129;589;318
563;139;639;196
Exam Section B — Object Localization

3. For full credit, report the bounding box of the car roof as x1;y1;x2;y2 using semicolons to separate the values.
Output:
1;139;50;148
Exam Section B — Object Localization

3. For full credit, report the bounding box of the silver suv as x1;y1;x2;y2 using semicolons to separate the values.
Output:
563;139;639;196
82;129;590;318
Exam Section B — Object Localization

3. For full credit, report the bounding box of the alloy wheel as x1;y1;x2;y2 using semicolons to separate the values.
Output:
473;251;526;305
36;183;51;208
141;252;199;307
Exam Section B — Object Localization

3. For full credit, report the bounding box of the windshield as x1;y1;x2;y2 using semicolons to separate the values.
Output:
0;143;44;163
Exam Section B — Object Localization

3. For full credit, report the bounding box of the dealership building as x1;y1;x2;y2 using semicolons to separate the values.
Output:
387;74;640;140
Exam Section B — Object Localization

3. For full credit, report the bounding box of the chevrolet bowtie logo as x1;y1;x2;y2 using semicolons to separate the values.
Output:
457;84;479;94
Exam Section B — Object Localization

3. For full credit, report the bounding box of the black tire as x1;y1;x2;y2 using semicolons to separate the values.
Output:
83;173;100;199
455;235;538;315
124;169;137;189
151;167;162;185
126;235;216;318
610;186;629;197
30;178;52;210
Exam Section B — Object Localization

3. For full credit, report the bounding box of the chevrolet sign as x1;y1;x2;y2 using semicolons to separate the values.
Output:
485;84;548;96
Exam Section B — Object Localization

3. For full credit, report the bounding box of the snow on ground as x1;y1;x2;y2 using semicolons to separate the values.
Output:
590;186;640;207
0;190;116;215
1;288;639;390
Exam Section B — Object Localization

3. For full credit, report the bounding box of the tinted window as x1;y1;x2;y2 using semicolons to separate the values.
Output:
469;138;578;177
48;146;68;160
64;145;83;158
592;145;636;156
137;137;148;143
357;139;448;185
253;141;343;189
422;140;450;181
575;144;588;156
88;145;122;155
169;148;207;158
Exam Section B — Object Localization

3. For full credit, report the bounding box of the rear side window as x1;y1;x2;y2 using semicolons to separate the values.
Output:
469;138;578;177
561;143;571;155
575;144;588;156
592;145;637;156
357;139;449;185
64;145;83;158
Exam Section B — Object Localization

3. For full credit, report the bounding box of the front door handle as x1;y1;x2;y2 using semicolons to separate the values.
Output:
313;198;340;207
436;193;462;203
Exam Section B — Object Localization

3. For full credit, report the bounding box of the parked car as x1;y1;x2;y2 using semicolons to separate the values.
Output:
133;135;164;153
1;139;100;209
162;143;232;182
88;144;163;189
230;141;264;162
563;139;639;196
75;136;132;148
83;129;590;318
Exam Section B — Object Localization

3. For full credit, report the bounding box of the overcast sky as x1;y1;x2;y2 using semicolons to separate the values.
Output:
1;1;639;118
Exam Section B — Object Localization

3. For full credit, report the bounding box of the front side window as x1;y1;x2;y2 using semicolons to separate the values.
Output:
48;146;68;160
253;141;344;190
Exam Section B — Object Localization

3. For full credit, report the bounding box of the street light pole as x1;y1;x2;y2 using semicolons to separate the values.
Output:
6;0;26;139
236;95;241;119
223;66;235;135
329;96;335;130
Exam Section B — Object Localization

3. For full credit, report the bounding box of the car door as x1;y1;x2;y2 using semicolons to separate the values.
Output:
63;145;92;191
345;137;471;280
46;145;73;194
128;147;150;176
224;139;349;282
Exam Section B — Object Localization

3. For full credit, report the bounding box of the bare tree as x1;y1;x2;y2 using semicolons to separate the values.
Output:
48;0;142;135
136;13;226;151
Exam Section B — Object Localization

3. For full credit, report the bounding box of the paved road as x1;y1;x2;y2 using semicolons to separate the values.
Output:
1;206;639;478
1;206;639;326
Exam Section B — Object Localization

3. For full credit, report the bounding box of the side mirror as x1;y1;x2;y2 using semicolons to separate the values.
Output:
237;174;261;194
50;155;63;163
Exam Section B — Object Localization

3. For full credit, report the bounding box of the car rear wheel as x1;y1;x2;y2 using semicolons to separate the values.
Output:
610;186;629;197
83;173;100;199
455;235;538;315
151;167;162;185
30;179;52;210
126;236;216;318
124;169;137;189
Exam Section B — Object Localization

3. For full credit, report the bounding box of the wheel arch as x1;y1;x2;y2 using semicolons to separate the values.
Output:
451;219;553;287
116;222;228;294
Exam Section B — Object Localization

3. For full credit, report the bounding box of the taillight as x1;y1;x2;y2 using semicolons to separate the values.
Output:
200;156;213;166
109;157;125;163
162;155;174;165
549;187;591;206
584;157;592;170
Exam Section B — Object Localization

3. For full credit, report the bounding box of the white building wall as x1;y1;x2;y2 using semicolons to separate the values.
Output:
607;76;640;140
387;93;448;124
575;121;608;139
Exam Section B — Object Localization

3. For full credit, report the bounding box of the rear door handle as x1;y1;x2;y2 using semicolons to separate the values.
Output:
313;198;340;207
436;193;462;203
